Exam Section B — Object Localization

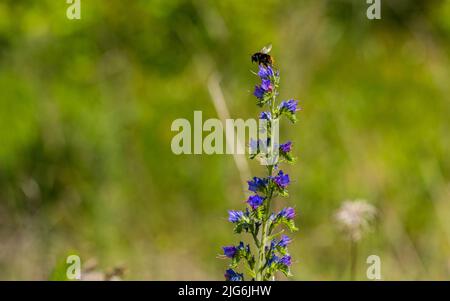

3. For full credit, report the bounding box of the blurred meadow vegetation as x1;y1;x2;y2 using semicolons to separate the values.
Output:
0;0;449;280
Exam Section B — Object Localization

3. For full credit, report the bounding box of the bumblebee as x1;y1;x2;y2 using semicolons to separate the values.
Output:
251;44;273;66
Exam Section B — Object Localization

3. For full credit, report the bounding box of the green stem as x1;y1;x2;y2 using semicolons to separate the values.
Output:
256;220;267;280
252;229;260;249
255;91;278;281
350;240;358;281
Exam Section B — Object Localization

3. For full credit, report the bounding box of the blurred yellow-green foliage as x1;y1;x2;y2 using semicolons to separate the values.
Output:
0;0;449;280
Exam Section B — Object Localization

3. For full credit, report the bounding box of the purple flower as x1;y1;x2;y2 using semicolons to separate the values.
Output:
279;235;292;248
258;65;274;79
261;79;273;91
279;207;295;220
273;170;290;188
247;195;264;210
268;254;292;267
279;255;292;266
228;210;244;223
259;111;272;120
247;177;267;193
280;141;292;153
253;85;265;99
254;78;273;100
271;235;292;249
222;246;237;258
279;99;298;114
224;269;243;281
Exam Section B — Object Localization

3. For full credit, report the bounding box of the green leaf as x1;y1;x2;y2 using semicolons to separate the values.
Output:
280;110;297;123
278;265;291;277
282;219;298;232
255;206;265;220
276;245;289;256
280;152;296;163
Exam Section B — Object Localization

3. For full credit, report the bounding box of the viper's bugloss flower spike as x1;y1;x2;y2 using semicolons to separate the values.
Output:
221;45;300;281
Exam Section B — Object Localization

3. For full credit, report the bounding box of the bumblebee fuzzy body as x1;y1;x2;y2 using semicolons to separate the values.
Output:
251;52;273;67
251;44;273;66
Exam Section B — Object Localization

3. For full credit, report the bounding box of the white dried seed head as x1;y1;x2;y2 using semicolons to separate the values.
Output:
335;199;377;241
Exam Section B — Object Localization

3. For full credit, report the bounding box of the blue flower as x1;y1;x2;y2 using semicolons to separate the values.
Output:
258;65;274;79
224;269;243;281
279;235;292;248
222;246;237;258
279;207;295;220
273;170;290;188
279;99;298;114
268;254;291;267
247;195;264;210
279;255;292;266
254;79;273;100
259;111;272;120
253;85;265;99
270;235;292;249
260;79;273;91
247;177;268;193
228;210;244;223
280;141;292;153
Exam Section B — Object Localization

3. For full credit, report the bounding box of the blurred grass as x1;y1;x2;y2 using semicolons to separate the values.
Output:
0;0;449;280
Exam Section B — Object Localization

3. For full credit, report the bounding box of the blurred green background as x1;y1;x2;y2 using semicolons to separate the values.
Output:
0;0;449;280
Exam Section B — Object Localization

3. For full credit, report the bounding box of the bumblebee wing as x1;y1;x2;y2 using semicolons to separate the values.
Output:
261;44;272;54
